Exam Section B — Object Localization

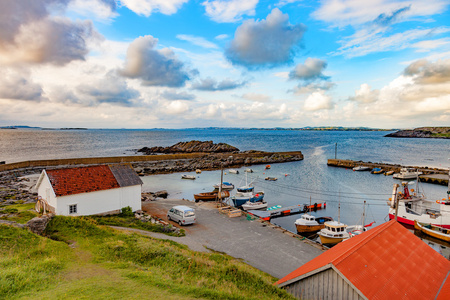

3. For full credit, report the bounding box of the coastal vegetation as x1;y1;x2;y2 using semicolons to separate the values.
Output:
385;127;450;139
0;208;294;299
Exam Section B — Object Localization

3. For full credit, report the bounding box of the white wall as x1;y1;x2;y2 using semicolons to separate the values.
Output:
37;172;57;211
52;185;141;216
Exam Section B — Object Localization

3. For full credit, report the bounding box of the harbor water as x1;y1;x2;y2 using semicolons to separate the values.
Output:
1;128;449;253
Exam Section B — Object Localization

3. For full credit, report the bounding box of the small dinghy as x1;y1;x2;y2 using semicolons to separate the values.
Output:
241;201;268;211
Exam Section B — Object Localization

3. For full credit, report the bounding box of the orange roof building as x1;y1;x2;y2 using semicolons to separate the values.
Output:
36;164;142;216
277;220;450;300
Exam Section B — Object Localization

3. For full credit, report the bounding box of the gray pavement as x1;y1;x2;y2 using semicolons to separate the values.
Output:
140;198;325;279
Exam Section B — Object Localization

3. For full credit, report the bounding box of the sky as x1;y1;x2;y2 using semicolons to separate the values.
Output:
0;0;449;129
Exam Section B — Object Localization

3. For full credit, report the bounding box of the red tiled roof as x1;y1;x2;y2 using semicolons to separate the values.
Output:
277;220;450;299
46;165;120;197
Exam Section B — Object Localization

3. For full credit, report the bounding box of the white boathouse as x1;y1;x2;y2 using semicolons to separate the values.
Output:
35;164;142;216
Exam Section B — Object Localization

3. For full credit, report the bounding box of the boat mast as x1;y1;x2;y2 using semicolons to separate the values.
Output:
309;196;312;214
338;192;341;223
362;200;366;227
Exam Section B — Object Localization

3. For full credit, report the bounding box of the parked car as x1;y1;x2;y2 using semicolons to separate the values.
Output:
167;205;196;226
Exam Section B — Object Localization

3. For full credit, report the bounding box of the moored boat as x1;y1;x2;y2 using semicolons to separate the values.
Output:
371;167;383;174
194;190;230;202
414;220;450;242
393;168;423;180
213;182;234;190
295;214;333;234
353;165;370;171
318;221;349;245
241;201;268;211
228;169;239;174
387;172;450;228
384;170;394;176
265;177;277;181
181;174;196;180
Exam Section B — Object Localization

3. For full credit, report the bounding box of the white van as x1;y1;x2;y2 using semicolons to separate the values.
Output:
167;205;196;226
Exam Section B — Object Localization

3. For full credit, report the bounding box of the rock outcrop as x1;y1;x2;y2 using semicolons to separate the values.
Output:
138;140;239;154
26;214;54;235
385;127;450;139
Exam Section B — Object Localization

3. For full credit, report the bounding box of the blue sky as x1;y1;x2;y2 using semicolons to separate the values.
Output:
0;0;449;129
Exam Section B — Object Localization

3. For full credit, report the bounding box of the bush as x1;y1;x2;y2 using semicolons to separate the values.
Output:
120;206;133;217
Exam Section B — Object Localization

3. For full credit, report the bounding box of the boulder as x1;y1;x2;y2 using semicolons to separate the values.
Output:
26;214;54;235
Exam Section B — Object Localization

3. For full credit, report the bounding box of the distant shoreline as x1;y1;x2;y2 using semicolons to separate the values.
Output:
385;127;450;139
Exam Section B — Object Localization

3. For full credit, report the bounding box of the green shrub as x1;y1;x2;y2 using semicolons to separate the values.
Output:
120;206;133;217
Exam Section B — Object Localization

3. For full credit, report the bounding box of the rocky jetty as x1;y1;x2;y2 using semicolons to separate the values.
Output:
138;140;239;154
385;127;450;139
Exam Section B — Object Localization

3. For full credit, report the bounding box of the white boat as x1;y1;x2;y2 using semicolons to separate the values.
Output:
228;169;239;174
295;214;333;234
353;165;370;171
181;174;196;180
241;201;268;211
213;182;234;190
244;168;253;173
387;173;450;229
265;177;277;181
392;168;422;180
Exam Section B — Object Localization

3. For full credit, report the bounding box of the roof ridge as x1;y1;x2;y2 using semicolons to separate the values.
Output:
332;220;394;265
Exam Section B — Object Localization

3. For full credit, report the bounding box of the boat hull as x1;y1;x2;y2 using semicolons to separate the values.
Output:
296;224;325;234
318;234;345;245
388;213;450;229
414;220;450;242
194;191;230;202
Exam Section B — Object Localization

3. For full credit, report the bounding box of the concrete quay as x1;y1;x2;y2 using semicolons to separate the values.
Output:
141;198;324;279
327;159;449;186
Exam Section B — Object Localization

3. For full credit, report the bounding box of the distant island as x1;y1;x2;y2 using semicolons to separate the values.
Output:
385;127;450;139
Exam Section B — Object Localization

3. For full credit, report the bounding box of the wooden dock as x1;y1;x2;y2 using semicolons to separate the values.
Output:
327;159;449;186
247;203;326;221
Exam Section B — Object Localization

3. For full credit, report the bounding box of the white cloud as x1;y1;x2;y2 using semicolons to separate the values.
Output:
192;77;246;91
215;34;229;40
289;58;328;80
176;34;218;49
225;8;306;67
119;0;188;16
120;35;191;87
412;38;450;52
0;69;43;101
241;93;271;102
166;100;191;114
312;0;448;28
303;91;334;111
350;83;379;103
202;0;258;23
0;1;100;66
68;0;118;20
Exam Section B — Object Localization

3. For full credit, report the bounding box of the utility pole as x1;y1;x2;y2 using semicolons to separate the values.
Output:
335;143;337;159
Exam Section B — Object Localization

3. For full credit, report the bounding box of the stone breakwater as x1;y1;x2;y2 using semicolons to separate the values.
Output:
132;151;303;175
327;159;449;186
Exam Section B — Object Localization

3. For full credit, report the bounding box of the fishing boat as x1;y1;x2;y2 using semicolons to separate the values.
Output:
194;190;230;202
232;190;264;207
371;167;383;174
387;171;450;228
295;214;333;234
265;177;277;181
318;221;350;245
241;201;268;211
353;165;370;171
181;175;196;180
393;168;423;180
414;220;450;242
213;182;234;190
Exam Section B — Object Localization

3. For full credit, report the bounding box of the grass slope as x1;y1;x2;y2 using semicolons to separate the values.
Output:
1;216;294;299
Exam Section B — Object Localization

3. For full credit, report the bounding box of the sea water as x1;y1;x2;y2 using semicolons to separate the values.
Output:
1;128;449;234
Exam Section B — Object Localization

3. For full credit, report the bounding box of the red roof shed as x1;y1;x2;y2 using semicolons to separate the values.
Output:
277;220;450;299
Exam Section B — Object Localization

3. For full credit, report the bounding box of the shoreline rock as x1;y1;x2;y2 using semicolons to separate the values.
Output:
138;140;239;154
385;127;450;139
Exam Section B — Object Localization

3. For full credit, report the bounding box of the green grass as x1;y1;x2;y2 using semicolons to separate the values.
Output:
0;216;294;299
89;215;185;236
0;203;38;224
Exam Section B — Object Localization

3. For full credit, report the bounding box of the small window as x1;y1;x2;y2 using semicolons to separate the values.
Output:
69;204;77;214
